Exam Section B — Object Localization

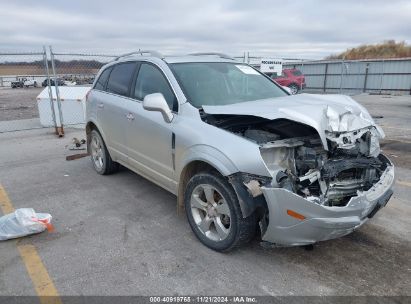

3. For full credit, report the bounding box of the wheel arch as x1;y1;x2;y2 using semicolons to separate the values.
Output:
177;158;267;219
86;120;108;153
177;160;227;212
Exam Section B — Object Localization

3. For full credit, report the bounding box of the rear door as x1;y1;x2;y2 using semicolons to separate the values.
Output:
125;62;178;192
97;62;137;162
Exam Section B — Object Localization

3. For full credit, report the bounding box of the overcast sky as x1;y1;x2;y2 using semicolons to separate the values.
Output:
1;0;410;59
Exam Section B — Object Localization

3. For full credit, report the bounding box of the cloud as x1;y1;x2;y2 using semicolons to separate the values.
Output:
0;0;410;59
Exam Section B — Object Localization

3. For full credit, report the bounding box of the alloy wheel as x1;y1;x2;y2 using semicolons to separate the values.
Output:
190;184;231;241
90;134;104;171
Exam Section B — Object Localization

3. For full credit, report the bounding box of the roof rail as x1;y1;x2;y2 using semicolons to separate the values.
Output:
188;52;234;60
114;50;163;61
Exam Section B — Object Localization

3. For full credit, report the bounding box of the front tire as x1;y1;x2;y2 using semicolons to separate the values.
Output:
89;129;118;175
184;172;256;252
288;83;299;94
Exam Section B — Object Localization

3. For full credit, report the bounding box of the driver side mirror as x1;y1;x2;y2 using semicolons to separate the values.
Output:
143;93;174;123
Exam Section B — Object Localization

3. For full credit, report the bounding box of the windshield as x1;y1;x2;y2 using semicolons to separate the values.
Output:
170;62;287;107
292;70;303;76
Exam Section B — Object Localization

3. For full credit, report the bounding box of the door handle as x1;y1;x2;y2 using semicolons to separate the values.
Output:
126;113;135;121
97;103;104;109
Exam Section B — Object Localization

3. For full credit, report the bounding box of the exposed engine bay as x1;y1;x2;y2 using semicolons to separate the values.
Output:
202;113;390;207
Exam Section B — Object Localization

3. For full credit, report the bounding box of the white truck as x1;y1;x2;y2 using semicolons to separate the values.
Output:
23;78;38;88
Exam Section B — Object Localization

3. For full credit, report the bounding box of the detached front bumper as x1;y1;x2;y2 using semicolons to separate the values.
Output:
261;159;394;246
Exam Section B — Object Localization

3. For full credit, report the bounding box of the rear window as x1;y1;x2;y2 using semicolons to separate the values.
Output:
292;70;302;76
106;63;137;96
94;67;112;90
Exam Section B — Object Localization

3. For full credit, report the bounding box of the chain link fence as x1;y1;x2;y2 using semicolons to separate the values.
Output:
0;47;120;134
0;49;58;133
1;48;410;134
48;48;119;132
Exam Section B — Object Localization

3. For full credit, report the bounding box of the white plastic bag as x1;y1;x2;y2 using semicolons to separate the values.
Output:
0;208;52;241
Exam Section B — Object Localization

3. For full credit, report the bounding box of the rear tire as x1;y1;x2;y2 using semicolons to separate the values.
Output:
89;129;118;175
184;172;256;252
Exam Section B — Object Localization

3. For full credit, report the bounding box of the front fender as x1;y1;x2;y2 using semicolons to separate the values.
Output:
176;144;239;178
177;146;270;218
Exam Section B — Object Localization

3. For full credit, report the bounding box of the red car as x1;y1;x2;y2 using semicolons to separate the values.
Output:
265;69;305;94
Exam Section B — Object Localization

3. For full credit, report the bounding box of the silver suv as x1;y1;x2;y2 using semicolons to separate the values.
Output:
86;51;394;251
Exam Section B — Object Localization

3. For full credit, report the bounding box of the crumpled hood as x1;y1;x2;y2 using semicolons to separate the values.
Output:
202;93;384;150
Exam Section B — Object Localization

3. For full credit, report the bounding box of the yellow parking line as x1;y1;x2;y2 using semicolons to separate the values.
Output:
18;245;62;304
397;180;411;188
0;184;62;304
0;184;15;214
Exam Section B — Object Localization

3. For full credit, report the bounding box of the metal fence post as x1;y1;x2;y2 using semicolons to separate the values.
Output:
323;63;328;93
42;46;58;135
363;63;369;93
339;58;344;94
300;61;304;92
49;45;64;137
379;59;385;94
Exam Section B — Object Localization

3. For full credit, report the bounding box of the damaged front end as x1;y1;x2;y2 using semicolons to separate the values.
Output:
260;125;388;207
202;109;394;246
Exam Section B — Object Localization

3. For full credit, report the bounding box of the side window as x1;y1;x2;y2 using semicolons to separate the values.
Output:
269;72;279;79
94;67;112;90
134;63;177;111
106;62;136;96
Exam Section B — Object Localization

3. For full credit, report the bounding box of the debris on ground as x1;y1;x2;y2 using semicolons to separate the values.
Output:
68;137;86;150
73;137;86;147
66;137;89;160
0;208;53;241
66;152;89;161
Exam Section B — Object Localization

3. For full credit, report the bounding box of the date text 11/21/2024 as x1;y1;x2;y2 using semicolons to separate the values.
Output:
149;296;257;303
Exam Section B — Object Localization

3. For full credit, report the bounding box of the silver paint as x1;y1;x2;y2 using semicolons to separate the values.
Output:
86;55;395;247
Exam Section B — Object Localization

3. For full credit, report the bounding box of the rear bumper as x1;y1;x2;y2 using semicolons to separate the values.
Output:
261;157;394;246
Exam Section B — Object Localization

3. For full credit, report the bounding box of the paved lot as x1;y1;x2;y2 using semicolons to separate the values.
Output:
0;94;410;297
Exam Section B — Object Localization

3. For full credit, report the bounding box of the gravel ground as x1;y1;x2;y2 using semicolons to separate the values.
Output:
0;87;43;121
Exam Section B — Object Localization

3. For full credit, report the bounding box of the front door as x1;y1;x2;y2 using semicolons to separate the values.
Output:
125;62;178;192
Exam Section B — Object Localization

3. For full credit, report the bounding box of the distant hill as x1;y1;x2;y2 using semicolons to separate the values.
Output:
0;59;105;76
326;40;411;60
